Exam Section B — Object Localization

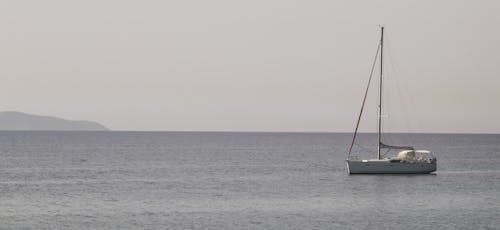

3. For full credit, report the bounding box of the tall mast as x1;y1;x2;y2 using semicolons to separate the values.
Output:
378;26;384;160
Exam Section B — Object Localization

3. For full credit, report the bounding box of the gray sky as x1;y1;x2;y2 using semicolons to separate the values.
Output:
1;0;499;132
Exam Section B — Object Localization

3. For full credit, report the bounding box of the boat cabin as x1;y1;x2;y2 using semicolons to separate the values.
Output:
395;150;436;162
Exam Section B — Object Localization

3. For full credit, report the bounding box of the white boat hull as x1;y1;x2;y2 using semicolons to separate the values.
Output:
346;159;436;174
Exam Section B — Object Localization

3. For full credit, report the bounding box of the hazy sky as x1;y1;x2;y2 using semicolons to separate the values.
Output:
1;1;499;132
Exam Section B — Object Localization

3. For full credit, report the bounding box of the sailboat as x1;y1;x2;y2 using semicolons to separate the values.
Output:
346;27;437;174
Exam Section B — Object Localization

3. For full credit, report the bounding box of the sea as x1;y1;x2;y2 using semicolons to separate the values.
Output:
0;131;498;229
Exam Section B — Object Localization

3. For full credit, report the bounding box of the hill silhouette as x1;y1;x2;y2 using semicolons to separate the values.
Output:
0;111;109;131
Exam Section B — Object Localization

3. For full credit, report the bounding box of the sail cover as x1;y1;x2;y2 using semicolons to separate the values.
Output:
380;142;414;150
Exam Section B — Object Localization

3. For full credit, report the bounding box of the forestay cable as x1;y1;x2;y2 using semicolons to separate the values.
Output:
347;44;381;157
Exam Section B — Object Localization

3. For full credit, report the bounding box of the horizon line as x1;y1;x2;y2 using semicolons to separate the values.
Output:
0;130;499;135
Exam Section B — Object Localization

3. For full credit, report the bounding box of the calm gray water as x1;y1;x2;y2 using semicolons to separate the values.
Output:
0;131;499;229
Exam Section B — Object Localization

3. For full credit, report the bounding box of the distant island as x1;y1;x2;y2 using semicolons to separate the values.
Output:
0;111;109;131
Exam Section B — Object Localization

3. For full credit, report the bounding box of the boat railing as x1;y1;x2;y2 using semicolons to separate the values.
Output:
347;155;360;160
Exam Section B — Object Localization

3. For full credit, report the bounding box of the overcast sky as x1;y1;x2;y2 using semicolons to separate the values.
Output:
0;0;499;132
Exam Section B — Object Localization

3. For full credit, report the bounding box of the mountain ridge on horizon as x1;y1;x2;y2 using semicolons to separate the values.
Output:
0;111;109;131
